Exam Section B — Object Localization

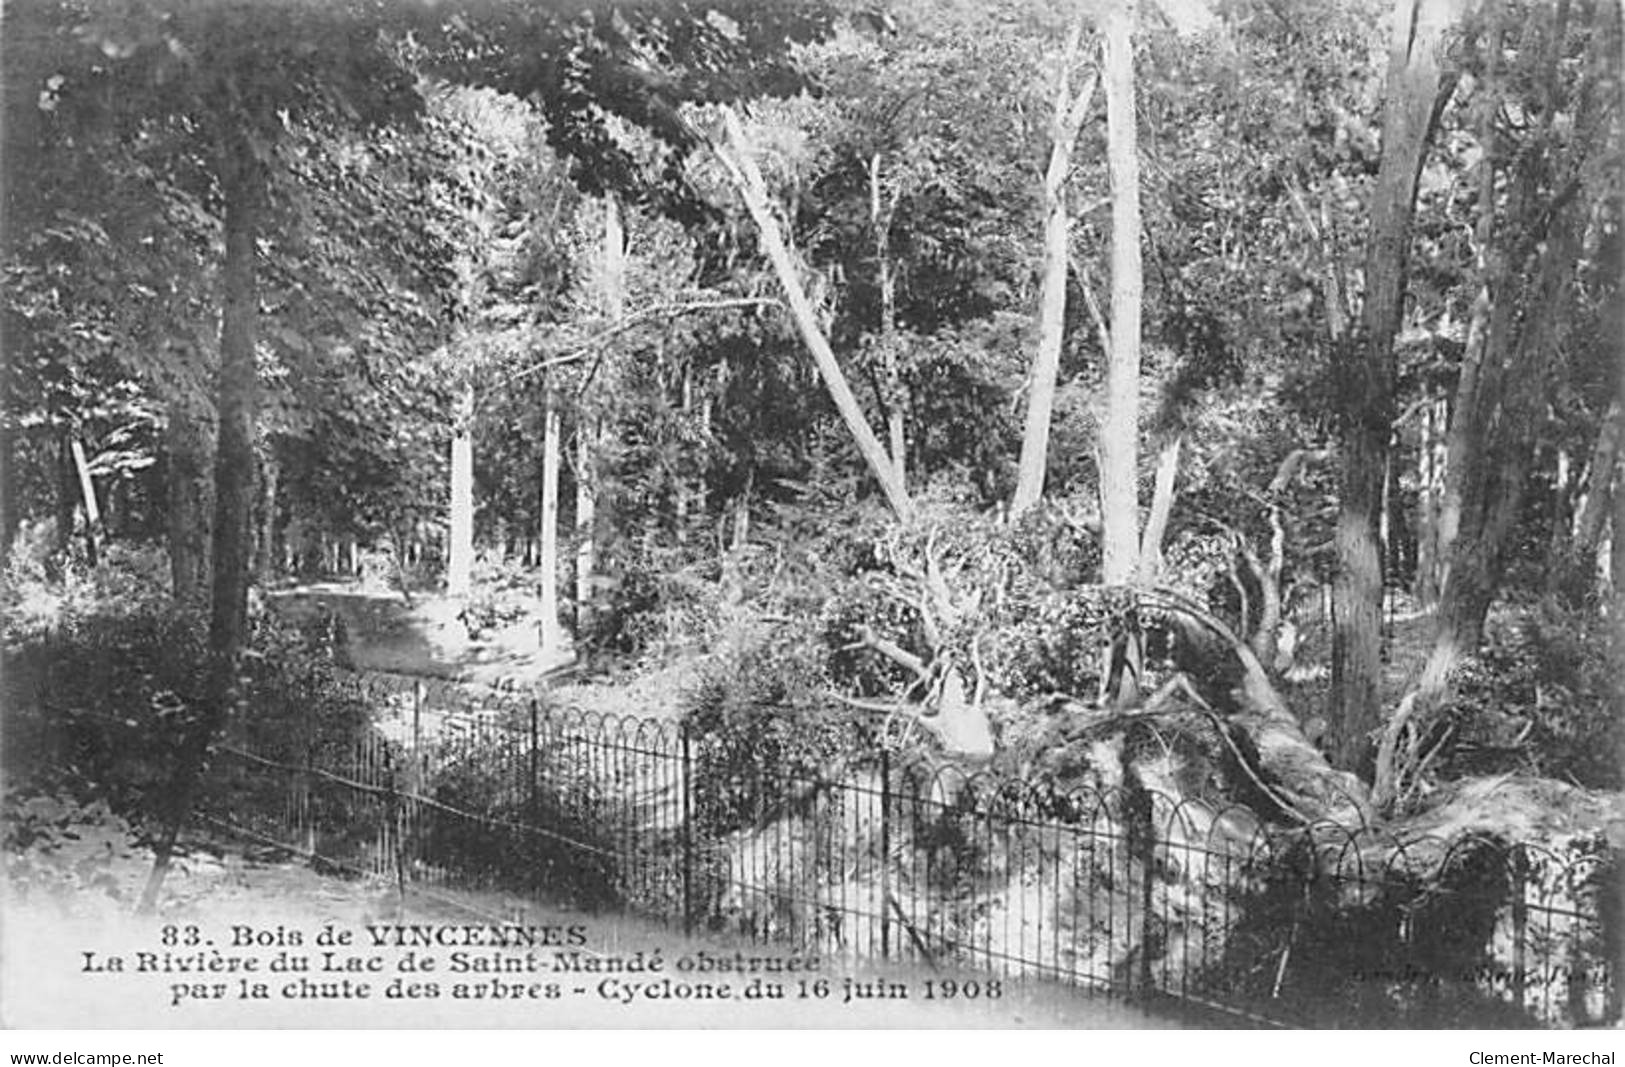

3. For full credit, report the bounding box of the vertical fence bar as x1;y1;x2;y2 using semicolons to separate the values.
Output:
528;702;540;814
680;720;693;936
880;746;891;960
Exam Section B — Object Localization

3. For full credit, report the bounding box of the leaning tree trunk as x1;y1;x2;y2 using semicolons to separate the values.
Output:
140;135;264;913
1328;0;1459;776
1011;18;1098;519
539;384;564;652
714;106;911;522
68;436;100;567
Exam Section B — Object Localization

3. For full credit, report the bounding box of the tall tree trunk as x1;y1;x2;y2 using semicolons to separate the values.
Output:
1373;171;1589;812
1096;0;1145;709
869;152;907;487
1099;0;1141;588
539;385;563;652
1570;401;1621;566
1012;19;1098;518
447;379;475;598
166;376;215;608
140;134;263;913
576;195;622;637
1328;0;1459;775
714;106;911;522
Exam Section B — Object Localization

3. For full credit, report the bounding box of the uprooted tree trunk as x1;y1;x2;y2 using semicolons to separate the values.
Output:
1137;586;1372;822
843;527;996;758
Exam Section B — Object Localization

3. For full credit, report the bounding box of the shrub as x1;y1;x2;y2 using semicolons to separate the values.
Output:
585;558;726;661
681;625;865;838
1;553;380;837
1450;601;1624;790
2;536;173;642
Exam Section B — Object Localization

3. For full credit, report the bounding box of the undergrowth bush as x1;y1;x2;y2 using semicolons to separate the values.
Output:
2;791;145;907
2;551;380;838
585;557;726;661
2;538;172;640
680;624;866;838
1450;601;1624;790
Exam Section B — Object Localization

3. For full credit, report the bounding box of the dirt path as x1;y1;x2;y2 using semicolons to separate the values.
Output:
3;837;1182;1029
265;584;576;687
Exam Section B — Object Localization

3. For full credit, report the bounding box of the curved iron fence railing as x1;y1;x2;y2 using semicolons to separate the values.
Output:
157;673;1620;1028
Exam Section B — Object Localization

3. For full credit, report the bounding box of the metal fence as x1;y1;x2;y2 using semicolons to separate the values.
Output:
202;671;1621;1030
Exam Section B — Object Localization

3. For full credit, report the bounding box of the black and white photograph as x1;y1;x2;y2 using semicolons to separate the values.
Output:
1;0;1621;1046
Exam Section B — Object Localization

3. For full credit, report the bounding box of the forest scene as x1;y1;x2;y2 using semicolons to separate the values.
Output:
2;0;1621;1030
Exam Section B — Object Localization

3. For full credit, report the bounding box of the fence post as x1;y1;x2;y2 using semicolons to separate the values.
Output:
298;688;316;857
1510;846;1528;1015
680;721;694;937
1129;782;1156;997
880;745;891;960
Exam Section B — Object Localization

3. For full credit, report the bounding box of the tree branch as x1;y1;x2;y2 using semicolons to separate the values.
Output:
485;297;783;403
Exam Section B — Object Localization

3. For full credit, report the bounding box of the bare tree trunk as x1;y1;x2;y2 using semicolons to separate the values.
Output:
1138;434;1180;583
1328;0;1459;775
1571;401;1621;562
869;153;907;487
576;194;621;637
540;386;563;652
1374;154;1590;812
1099;0;1142;590
1012;19;1098;518
714;106;911;522
447;379;474;598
